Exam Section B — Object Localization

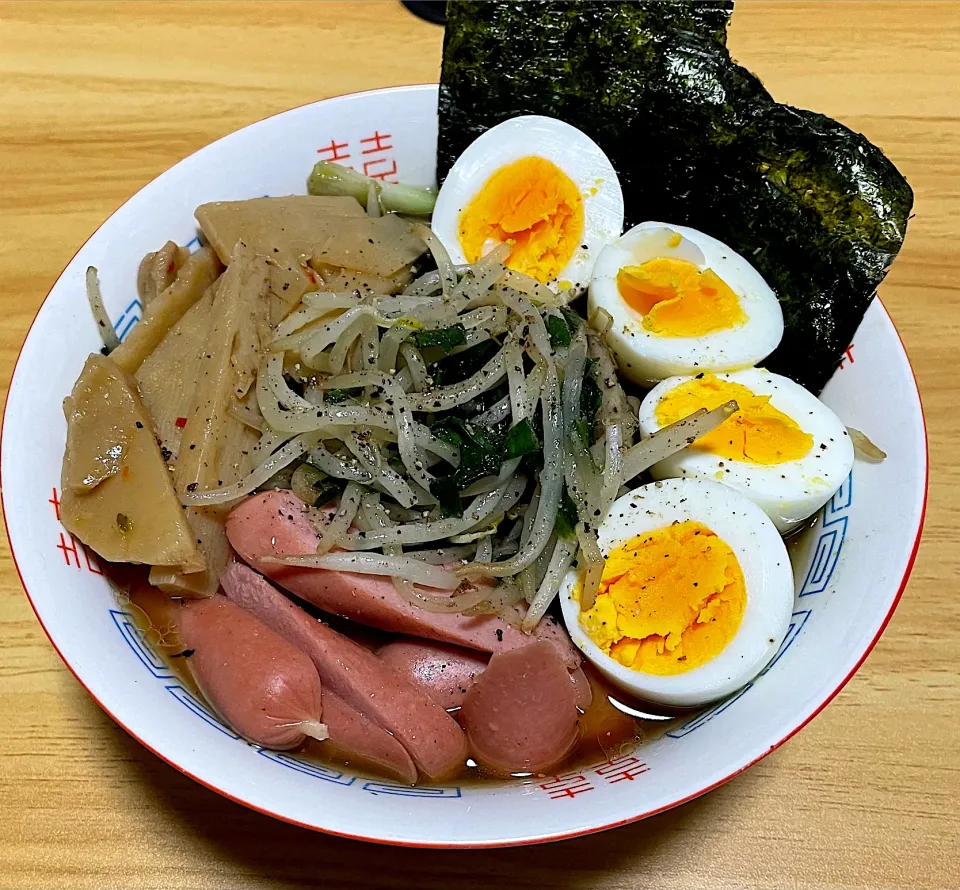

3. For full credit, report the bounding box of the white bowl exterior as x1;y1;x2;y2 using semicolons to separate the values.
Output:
1;85;926;847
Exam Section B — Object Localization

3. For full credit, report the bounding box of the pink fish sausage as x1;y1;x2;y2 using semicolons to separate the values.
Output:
461;641;579;776
221;562;467;782
226;491;580;669
179;595;325;750
321;690;417;784
569;666;594;712
377;638;489;711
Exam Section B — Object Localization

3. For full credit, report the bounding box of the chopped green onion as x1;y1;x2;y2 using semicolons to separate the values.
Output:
413;324;467;354
293;461;347;508
580;363;602;434
430;476;463;518
574;416;591;445
506;417;540;458
554;488;579;541
429;339;500;386
545;313;572;349
430;416;506;490
433;424;464;449
560;305;583;332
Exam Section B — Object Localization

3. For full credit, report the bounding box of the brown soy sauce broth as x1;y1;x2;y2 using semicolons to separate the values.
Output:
108;564;200;694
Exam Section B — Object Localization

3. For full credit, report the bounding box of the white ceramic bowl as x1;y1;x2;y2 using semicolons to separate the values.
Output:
0;85;927;848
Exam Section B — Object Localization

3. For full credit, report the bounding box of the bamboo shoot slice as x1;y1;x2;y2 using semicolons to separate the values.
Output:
174;247;268;496
60;354;203;571
111;245;222;375
136;286;217;463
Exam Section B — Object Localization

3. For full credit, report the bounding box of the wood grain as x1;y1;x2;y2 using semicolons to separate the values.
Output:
0;2;957;888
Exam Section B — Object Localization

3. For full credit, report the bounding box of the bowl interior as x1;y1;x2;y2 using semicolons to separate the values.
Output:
0;84;926;847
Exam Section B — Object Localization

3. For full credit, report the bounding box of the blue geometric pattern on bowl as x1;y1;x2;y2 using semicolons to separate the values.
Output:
109;609;172;679
799;474;852;597
112;299;142;343
165;684;241;739
362;781;462;798
257;750;357;787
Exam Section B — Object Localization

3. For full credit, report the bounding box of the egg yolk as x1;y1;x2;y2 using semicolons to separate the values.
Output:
578;521;746;676
617;257;747;337
655;375;814;465
458;156;584;284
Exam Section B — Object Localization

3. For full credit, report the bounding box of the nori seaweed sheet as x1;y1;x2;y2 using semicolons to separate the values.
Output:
438;1;913;393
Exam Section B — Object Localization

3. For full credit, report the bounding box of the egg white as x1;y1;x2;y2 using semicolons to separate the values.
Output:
431;115;624;293
559;478;794;708
588;222;784;385
638;368;855;534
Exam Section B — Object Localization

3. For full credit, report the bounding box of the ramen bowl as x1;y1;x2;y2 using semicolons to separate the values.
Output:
0;85;927;847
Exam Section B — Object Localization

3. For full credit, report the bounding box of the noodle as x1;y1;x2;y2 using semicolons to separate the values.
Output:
308;442;373;482
398;342;429;391
405;345;508;412
409;222;457;298
523;537;578;631
261;552;461;590
179;431;321;506
458;366;563;579
344;480;513;549
315;481;364;554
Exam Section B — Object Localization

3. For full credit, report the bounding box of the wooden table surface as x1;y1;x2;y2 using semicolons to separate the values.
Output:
0;2;957;888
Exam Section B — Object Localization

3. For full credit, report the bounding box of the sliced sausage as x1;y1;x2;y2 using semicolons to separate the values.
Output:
377;636;591;714
321;690;417;784
220;562;467;782
531;613;582;672
377;639;489;711
569;666;594;712
226;490;580;668
179;595;325;750
460;641;579;776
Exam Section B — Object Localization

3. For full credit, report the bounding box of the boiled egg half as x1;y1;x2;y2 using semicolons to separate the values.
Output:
559;478;794;708
589;222;784;385
638;369;855;534
432;115;624;292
